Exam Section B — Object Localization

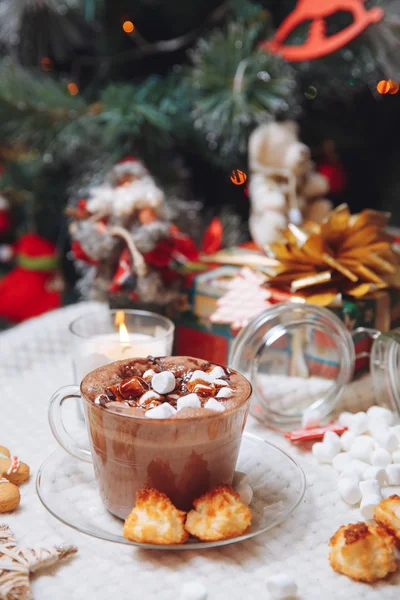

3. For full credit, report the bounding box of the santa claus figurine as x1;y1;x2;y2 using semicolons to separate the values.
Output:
68;157;199;305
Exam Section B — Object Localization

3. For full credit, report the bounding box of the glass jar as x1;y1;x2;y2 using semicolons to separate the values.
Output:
229;303;396;428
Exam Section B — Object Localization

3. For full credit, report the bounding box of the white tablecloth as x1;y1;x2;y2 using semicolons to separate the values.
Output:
1;302;399;600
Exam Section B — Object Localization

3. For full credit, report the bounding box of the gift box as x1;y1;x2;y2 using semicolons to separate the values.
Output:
172;263;400;376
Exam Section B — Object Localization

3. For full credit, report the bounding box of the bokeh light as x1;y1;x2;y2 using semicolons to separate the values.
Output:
304;85;317;100
230;169;247;185
388;80;399;95
67;82;79;96
40;57;53;72
122;21;135;33
377;80;392;94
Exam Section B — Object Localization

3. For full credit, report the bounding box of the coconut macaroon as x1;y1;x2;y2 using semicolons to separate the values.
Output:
185;485;252;541
374;495;400;542
123;488;189;545
329;522;397;583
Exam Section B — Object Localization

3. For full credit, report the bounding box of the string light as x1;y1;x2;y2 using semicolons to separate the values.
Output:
67;82;79;96
377;79;399;94
122;21;135;33
40;57;53;72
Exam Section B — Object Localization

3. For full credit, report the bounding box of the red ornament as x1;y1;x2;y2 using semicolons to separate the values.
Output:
201;217;223;255
318;162;347;194
0;234;61;323
261;0;384;61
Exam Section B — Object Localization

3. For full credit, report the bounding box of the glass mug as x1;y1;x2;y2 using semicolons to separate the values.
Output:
229;303;392;428
48;357;252;518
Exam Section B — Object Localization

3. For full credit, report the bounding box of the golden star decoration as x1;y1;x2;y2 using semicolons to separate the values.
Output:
263;204;400;306
0;524;77;600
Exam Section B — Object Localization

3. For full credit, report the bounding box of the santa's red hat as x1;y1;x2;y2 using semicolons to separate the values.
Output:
106;156;148;186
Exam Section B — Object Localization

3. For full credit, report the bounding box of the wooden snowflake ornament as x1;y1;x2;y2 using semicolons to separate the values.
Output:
262;0;384;61
0;525;77;600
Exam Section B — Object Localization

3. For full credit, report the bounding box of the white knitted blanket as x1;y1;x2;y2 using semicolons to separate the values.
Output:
1;302;398;599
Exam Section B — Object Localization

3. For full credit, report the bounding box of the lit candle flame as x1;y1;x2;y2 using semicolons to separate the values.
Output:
115;311;131;348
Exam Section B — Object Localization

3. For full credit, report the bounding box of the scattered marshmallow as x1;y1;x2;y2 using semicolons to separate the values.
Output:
373;429;398;452
337;412;354;428
145;403;177;419
301;410;321;430
348;412;368;435
332;452;352;472
360;479;382;499
367;405;393;427
362;466;387;487
266;573;297;600
233;471;248;487
386;464;400;486
207;366;227;381
143;369;156;381
323;431;341;454
392;450;400;464
312;442;332;464
215;387;234;399
236;482;253;506
177;394;201;411
204;398;225;412
340;430;356;452
151;371;176;395
391;424;400;442
189;370;213;384
338;478;361;505
340;460;368;482
371;448;392;468
348;436;374;463
360;495;382;520
180;581;208;600
138;390;162;406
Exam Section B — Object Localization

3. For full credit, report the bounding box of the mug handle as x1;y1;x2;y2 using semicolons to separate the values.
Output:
48;385;92;463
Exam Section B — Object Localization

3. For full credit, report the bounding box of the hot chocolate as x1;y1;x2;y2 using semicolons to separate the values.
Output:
81;356;251;517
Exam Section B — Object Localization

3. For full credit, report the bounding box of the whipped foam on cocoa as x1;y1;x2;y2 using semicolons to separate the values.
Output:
82;356;250;419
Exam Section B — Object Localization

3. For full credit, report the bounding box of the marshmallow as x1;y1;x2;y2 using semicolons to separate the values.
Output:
367;405;393;427
373;429;398;452
213;379;228;387
371;448;392;468
390;424;400;442
338;478;361;505
138;390;162;406
348;412;368;435
332;452;352;472
312;442;332;464
392;450;400;464
236;482;253;506
338;412;354;428
143;369;156;381
340;430;356;452
323;431;341;454
360;495;382;520
215;387;233;399
301;412;321;430
360;479;382;498
189;370;213;384
151;371;176;395
362;466;387;487
340;460;368;481
207;366;226;381
233;471;249;487
204;398;225;412
180;581;208;600
145;403;177;419
266;574;297;600
348;436;374;463
386;464;400;486
177;394;201;411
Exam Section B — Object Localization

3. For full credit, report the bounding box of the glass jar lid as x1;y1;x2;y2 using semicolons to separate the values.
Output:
229;303;355;428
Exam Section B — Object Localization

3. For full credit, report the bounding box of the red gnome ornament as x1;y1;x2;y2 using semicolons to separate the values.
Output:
0;234;62;323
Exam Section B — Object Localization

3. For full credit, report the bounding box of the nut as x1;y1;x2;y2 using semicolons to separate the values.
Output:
193;383;215;397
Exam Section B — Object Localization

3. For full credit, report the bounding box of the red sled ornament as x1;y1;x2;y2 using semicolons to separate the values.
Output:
261;0;384;62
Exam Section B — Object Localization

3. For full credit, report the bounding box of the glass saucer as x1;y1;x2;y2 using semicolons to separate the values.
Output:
36;433;306;550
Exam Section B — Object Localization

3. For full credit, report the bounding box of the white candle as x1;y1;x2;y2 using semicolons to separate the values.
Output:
76;332;170;382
